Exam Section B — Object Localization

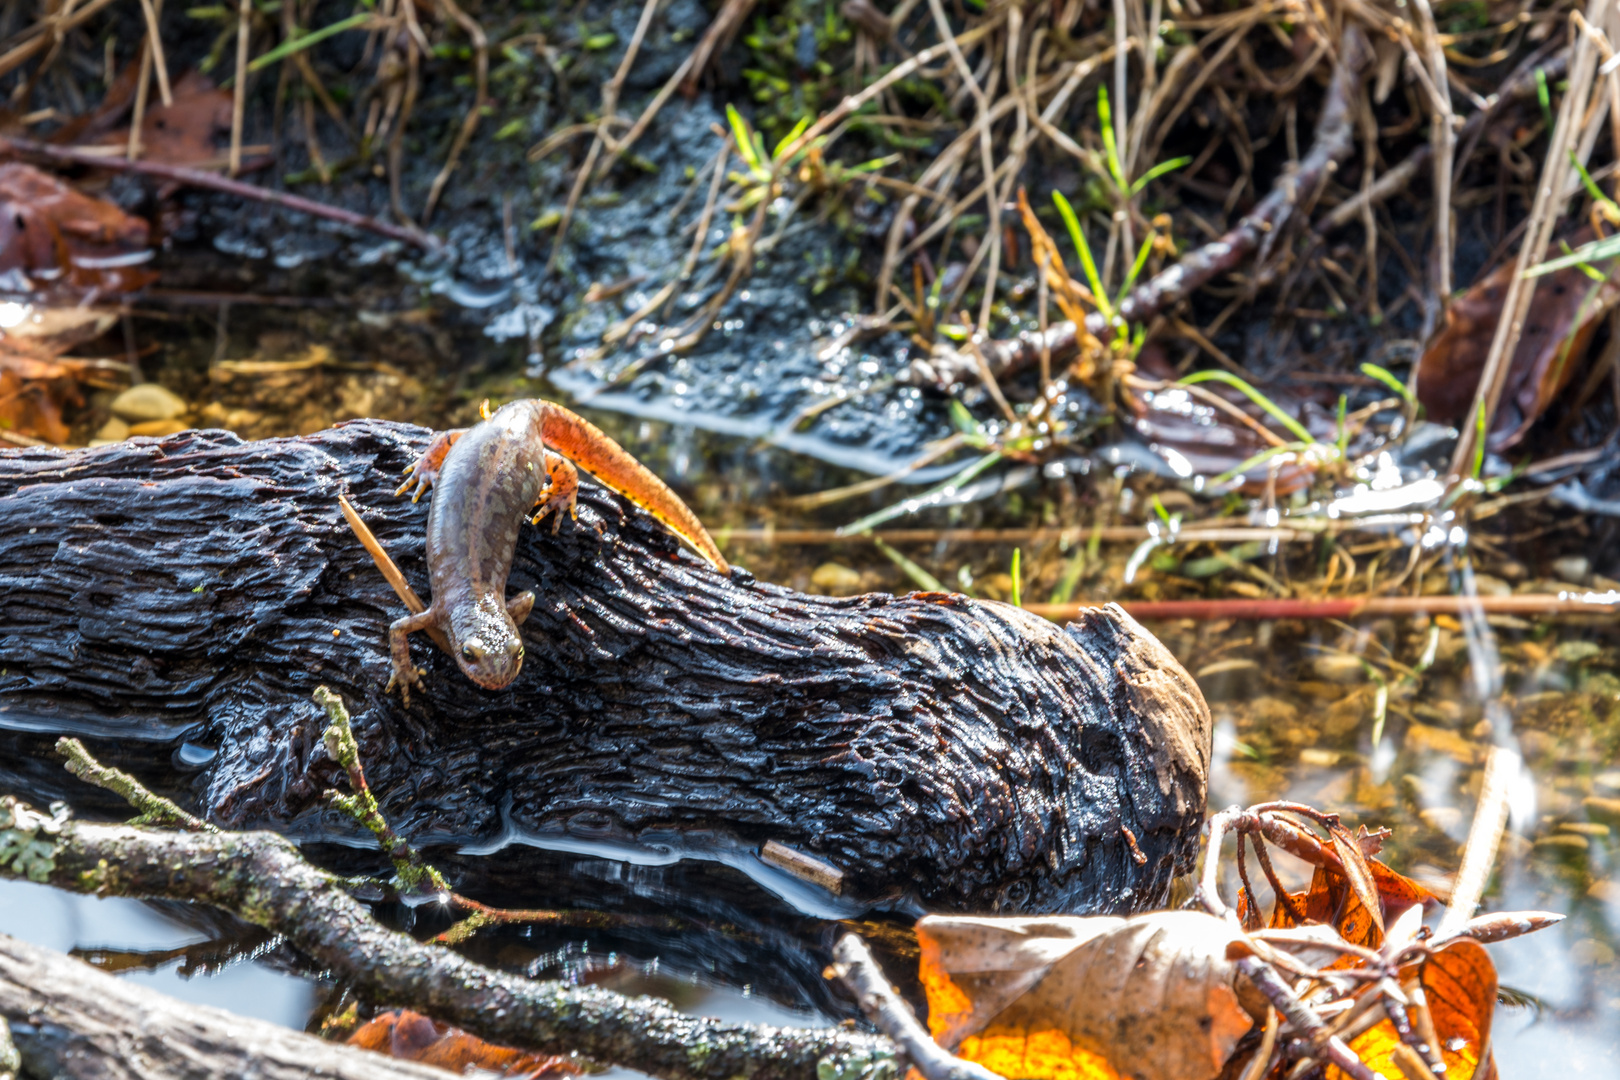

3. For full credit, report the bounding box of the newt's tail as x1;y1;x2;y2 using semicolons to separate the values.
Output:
537;402;731;575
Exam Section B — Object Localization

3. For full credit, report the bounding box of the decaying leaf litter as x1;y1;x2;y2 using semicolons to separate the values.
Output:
0;0;1618;1074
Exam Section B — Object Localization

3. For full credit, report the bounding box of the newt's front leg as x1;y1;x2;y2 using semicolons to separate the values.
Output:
386;608;440;705
395;429;467;502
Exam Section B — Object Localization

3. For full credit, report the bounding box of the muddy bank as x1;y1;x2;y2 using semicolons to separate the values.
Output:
0;422;1210;915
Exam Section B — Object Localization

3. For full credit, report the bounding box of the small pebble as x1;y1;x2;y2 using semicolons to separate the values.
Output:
811;562;862;591
1552;555;1592;584
95;417;129;441
128;419;189;437
111;383;188;423
1582;796;1620;823
1534;833;1589;852
1559;821;1610;838
1310;653;1365;684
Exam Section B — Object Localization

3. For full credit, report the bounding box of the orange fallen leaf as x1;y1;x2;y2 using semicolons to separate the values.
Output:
1330;938;1497;1080
348;1009;579;1078
917;912;1262;1080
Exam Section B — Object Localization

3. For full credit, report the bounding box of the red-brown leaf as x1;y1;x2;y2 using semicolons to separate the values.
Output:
0;163;154;294
1416;230;1620;448
348;1009;578;1079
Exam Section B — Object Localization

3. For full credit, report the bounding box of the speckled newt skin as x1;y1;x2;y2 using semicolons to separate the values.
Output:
386;399;729;703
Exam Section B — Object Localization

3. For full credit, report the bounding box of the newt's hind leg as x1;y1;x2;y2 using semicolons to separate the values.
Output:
530;451;579;534
534;402;729;572
395;429;467;502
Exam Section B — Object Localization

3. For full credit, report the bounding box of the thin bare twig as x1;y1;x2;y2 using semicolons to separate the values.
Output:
230;0;251;174
1435;745;1520;940
0;136;439;249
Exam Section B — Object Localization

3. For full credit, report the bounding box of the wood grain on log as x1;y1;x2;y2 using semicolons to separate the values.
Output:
0;421;1210;914
0;931;448;1080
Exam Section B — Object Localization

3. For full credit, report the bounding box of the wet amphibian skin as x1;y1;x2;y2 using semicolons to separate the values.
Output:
386;399;730;703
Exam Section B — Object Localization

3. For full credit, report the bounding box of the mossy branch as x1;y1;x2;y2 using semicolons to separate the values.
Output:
0;793;898;1080
55;737;214;832
314;685;449;894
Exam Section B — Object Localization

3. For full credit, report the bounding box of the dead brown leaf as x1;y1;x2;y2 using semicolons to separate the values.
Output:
348;1009;579;1079
1416;228;1620;448
0;163;155;294
917;911;1261;1080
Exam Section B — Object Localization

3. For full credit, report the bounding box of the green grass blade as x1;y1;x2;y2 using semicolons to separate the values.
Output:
1358;362;1413;403
772;115;811;161
1178;370;1317;444
1010;548;1022;607
726;104;761;171
248;11;371;72
1116;232;1155;307
873;537;944;592
1210;442;1310;487
1568;149;1620;214
1097;86;1124;189
1130;155;1192;195
1525;231;1620;276
838;451;1004;535
1052;190;1110;320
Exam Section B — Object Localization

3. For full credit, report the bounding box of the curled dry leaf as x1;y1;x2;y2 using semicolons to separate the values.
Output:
1240;837;1437;960
1416;228;1620;449
348;1008;580;1079
0;306;124;443
917;911;1263;1080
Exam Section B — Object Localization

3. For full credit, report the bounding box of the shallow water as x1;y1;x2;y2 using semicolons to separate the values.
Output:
2;464;1615;1076
4;254;1617;1076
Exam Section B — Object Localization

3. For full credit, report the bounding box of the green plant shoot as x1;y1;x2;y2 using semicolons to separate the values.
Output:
1359;362;1413;404
1177;370;1317;445
1052;191;1110;321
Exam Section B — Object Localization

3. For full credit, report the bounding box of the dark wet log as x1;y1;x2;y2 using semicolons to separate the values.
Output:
0;932;450;1080
0;421;1210;915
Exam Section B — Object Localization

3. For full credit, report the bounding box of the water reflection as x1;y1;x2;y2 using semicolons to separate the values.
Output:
1188;600;1620;1079
0;878;314;1028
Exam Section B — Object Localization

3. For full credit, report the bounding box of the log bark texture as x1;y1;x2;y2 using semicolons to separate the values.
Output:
0;422;1211;914
0;932;451;1080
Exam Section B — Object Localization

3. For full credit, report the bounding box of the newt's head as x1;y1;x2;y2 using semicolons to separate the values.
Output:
448;595;526;690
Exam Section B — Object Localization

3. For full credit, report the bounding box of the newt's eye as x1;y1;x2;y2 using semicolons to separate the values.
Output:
460;640;484;662
506;639;523;657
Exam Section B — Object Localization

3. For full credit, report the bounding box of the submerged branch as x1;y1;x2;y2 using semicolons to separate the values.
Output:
0;795;894;1080
0;931;449;1080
